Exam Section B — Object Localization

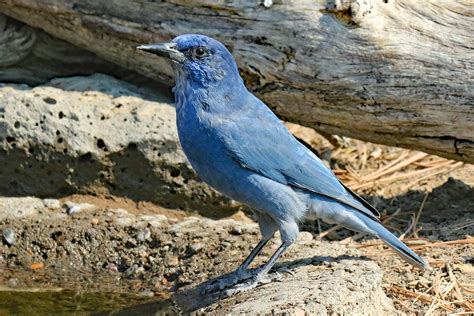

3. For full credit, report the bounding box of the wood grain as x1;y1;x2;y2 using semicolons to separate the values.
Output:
0;0;472;162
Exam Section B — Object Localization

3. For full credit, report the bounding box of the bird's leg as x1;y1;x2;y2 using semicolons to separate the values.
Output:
202;236;271;294
235;236;271;277
223;241;291;296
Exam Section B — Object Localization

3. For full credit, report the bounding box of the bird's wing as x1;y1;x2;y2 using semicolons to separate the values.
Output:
221;96;380;219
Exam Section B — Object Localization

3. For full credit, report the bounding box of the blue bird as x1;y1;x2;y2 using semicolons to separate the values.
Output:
137;35;429;293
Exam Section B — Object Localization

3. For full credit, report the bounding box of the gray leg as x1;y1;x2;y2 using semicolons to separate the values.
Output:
254;241;290;275
202;213;278;294
236;212;278;273
222;219;299;296
236;236;271;274
223;241;291;296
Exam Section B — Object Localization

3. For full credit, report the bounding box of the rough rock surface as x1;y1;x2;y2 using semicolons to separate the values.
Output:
0;74;233;217
0;197;395;314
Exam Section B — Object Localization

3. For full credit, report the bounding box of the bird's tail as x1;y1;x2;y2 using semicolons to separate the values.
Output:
356;213;430;270
308;194;430;270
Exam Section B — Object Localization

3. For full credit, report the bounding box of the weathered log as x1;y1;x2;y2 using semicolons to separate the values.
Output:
0;14;171;90
0;14;123;85
0;0;473;162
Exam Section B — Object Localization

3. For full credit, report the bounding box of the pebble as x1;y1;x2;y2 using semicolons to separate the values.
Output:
3;228;16;246
263;0;273;8
189;242;204;254
106;263;119;273
64;201;94;215
137;228;151;242
220;241;231;248
298;231;313;244
124;264;139;277
230;226;243;235
7;278;19;288
138;248;149;258
42;199;61;209
168;256;179;267
140;289;155;297
272;293;288;301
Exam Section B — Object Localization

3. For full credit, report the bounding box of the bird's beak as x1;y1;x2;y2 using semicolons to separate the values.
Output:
136;43;185;63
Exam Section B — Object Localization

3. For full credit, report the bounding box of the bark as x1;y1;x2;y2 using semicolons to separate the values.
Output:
0;0;472;163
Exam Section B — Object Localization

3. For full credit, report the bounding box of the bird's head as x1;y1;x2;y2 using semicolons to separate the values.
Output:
137;34;240;87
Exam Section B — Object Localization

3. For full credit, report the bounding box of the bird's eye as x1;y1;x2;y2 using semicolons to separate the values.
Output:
194;46;207;58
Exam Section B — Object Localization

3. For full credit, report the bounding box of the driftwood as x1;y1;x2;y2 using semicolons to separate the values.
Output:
0;0;472;163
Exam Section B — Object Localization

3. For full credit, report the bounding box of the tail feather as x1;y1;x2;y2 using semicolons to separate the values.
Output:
307;193;430;270
359;215;430;270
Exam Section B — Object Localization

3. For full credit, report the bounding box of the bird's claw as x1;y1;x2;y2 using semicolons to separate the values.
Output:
223;275;261;296
201;271;284;297
201;270;251;295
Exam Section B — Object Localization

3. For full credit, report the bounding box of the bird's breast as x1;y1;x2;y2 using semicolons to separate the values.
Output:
177;103;226;168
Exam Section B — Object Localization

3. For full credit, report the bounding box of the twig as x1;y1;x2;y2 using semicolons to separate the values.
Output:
318;224;341;238
351;159;456;190
401;161;463;192
399;213;416;240
389;285;456;312
412;193;429;238
446;262;474;311
360;151;412;182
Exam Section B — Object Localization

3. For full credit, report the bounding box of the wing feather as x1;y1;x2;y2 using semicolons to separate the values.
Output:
220;96;380;219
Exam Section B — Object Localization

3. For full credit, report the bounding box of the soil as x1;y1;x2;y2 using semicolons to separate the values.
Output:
1;132;473;314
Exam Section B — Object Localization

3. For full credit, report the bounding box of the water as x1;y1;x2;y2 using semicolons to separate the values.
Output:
0;290;180;315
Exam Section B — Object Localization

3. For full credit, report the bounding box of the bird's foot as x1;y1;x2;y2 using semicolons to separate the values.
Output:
201;269;283;296
201;269;252;294
222;275;261;296
222;272;283;296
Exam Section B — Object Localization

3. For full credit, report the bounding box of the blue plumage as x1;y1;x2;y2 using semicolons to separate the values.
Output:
137;34;429;292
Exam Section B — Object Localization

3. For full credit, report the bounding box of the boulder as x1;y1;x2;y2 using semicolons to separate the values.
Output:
0;197;395;314
0;74;233;217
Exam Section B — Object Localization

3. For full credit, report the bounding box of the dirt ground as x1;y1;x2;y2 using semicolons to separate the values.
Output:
1;131;473;314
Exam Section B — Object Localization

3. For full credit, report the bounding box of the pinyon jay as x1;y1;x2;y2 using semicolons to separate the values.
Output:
137;34;429;294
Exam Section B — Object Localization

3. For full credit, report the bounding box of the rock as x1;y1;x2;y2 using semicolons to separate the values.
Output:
0;200;396;314
140;289;155;297
297;231;313;244
2;228;16;246
0;74;233;217
229;226;243;235
124;264;139;278
0;197;46;219
6;278;19;288
189;243;204;254
139;215;168;228
64;201;95;215
42;198;61;209
137;228;151;242
167;256;179;267
175;243;395;314
106;263;119;273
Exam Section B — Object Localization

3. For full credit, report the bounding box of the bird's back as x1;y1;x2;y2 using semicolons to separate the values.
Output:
176;84;379;222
